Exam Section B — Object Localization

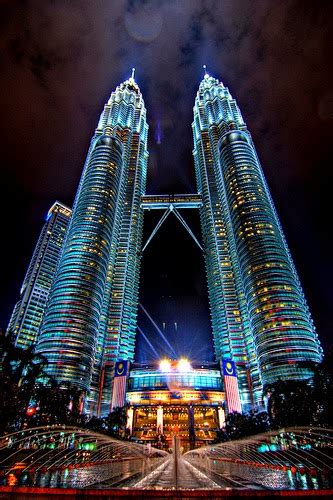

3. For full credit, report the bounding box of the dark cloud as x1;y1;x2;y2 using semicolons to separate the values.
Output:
0;0;332;356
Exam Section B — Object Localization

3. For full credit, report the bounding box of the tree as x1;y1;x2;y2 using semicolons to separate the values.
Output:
264;379;314;428
0;331;48;433
106;406;128;437
86;416;105;433
313;351;333;427
224;410;270;440
299;351;333;427
31;380;84;426
251;410;270;434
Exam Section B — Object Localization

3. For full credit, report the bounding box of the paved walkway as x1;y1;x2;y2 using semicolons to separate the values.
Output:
134;457;221;489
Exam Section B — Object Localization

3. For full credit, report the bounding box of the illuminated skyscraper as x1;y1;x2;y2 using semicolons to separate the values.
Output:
36;72;148;414
193;70;322;407
13;68;322;418
7;202;71;349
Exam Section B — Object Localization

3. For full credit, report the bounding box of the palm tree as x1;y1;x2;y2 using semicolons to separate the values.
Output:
264;354;333;429
0;330;48;433
312;351;333;427
224;410;270;440
32;380;84;426
298;352;333;427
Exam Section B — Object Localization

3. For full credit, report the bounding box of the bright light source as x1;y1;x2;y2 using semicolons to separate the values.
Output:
177;358;191;372
159;359;171;372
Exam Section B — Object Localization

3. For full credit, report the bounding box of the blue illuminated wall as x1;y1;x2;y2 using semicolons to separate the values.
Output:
7;202;71;349
193;73;322;408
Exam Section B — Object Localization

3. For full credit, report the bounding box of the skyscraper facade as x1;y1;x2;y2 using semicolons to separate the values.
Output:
193;72;322;407
7;202;71;349
36;74;148;414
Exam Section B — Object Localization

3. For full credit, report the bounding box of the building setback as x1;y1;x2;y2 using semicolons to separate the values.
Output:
7;202;71;349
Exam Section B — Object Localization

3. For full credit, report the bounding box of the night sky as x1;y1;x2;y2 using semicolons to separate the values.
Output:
0;0;332;362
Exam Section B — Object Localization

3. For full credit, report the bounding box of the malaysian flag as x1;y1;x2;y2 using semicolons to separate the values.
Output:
111;360;129;411
222;360;242;414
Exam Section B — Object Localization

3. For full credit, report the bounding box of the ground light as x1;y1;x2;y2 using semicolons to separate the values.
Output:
177;358;191;372
159;359;171;372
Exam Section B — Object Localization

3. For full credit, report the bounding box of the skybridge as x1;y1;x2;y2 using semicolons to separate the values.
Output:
141;193;203;252
141;193;202;210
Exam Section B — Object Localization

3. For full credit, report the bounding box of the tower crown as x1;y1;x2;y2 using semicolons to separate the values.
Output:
99;70;148;137
120;79;140;95
106;70;144;110
199;70;224;92
118;68;140;95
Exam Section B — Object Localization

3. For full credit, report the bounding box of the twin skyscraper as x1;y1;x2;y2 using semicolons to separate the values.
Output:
9;70;322;415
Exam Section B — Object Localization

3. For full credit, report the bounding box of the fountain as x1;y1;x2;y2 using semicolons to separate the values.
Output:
183;427;333;490
0;426;332;494
0;426;168;489
133;434;221;489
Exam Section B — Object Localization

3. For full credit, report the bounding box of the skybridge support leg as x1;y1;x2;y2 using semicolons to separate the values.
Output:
142;208;171;252
142;204;203;253
173;208;203;252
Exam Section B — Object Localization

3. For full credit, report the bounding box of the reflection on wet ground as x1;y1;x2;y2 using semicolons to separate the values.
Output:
0;426;332;490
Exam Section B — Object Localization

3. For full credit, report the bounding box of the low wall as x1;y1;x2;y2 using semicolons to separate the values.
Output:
0;487;332;499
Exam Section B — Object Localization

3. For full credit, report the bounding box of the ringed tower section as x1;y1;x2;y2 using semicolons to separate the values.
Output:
193;70;322;405
91;70;149;415
193;70;259;408
36;71;148;401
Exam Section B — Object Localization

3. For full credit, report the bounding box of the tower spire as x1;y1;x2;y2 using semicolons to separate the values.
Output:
203;64;208;78
131;67;135;80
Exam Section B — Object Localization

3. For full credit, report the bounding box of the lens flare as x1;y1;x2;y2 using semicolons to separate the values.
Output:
159;359;171;372
177;358;191;372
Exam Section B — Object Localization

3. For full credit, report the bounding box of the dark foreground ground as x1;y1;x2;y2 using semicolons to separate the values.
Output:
0;487;333;499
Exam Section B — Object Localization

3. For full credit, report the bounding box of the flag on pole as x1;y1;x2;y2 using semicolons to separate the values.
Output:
222;360;242;414
111;360;129;411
